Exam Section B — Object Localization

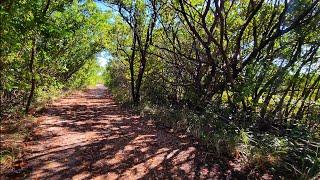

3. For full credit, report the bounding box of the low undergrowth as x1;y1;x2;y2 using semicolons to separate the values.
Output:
0;87;75;176
0;116;37;176
109;88;319;179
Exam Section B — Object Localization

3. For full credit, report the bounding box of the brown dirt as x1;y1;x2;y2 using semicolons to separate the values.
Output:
4;85;239;179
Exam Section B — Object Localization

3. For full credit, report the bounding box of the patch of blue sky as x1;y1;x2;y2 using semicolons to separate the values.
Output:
96;50;112;67
95;0;110;12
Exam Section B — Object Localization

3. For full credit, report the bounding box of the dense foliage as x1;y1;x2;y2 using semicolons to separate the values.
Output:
1;0;319;178
104;0;320;178
1;0;109;116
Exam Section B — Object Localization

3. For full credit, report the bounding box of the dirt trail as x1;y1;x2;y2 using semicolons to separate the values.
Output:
22;85;222;179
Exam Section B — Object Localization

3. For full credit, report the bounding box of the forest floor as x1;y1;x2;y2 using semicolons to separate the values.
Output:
2;85;268;179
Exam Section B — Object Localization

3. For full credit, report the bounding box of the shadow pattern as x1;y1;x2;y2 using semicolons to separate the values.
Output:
23;85;225;179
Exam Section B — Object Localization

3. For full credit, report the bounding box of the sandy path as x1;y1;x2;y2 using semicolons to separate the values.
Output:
23;85;221;179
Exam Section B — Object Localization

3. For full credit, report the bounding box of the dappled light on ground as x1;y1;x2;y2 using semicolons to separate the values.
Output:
24;85;220;179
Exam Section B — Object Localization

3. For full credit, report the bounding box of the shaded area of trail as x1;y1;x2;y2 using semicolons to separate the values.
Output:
23;85;223;179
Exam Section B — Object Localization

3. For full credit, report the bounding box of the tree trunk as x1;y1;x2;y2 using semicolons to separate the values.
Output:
130;34;137;103
25;39;36;113
134;53;147;105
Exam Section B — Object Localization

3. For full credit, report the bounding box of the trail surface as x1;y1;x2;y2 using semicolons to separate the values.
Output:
23;85;222;179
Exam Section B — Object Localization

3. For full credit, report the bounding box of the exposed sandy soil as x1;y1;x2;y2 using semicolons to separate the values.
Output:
4;85;244;179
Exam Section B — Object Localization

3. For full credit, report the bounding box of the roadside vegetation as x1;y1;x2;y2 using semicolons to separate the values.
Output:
1;0;105;174
104;0;320;179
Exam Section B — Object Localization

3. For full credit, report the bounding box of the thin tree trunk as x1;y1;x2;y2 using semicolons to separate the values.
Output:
130;34;137;103
25;39;36;113
134;53;147;104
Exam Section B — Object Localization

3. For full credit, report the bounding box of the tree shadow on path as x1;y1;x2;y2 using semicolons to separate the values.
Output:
22;85;224;179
